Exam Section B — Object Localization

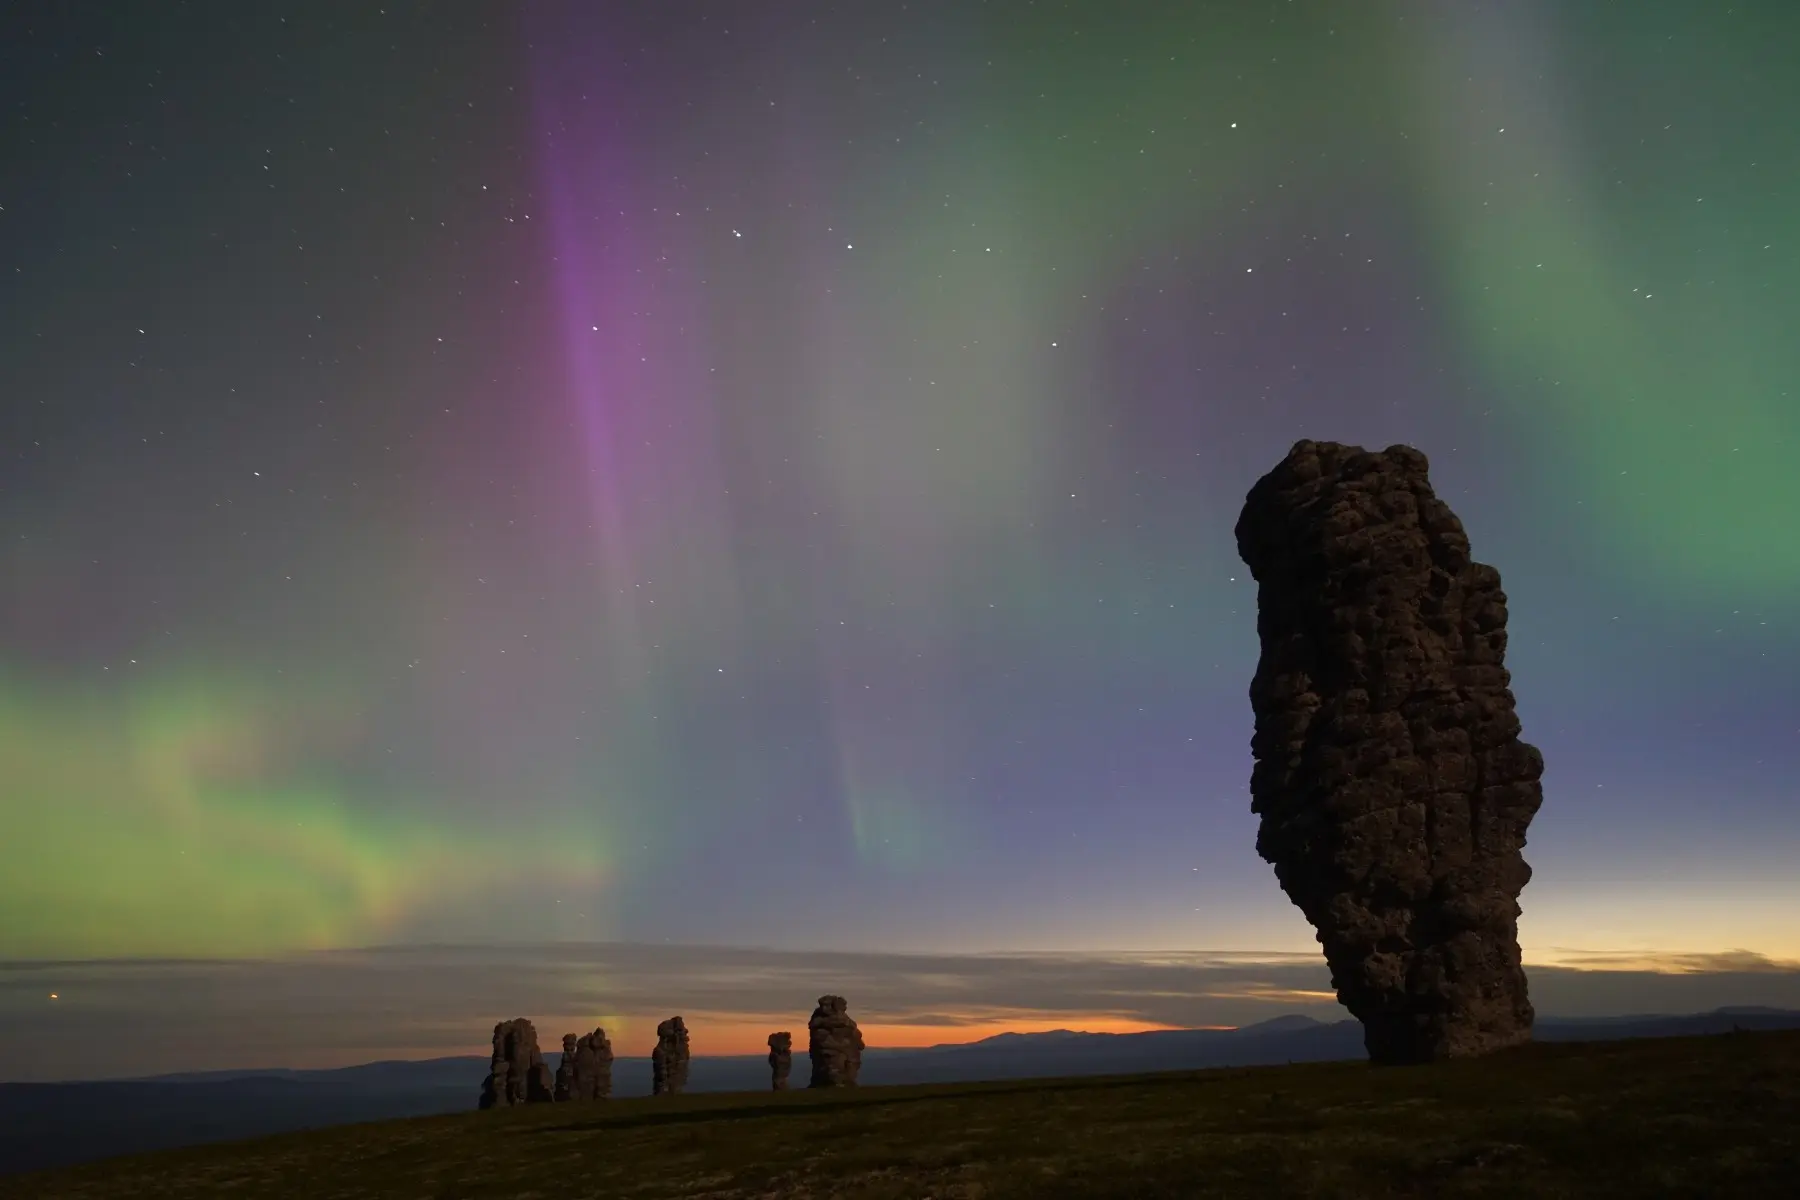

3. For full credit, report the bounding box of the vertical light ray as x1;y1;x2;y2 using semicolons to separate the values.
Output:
1404;0;1800;599
526;7;747;703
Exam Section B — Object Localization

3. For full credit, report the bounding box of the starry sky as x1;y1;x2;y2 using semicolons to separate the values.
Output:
4;0;1799;1076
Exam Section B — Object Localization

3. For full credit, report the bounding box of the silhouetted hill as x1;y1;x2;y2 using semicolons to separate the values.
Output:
3;1007;1796;1176
13;1030;1800;1198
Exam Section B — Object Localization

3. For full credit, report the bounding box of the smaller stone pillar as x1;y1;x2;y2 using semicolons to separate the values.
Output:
768;1031;792;1090
556;1028;614;1100
807;995;864;1088
554;1034;578;1101
651;1016;690;1096
478;1018;555;1109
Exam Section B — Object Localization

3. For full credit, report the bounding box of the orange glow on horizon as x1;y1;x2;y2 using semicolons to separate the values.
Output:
854;1016;1217;1051
492;1014;1227;1060
650;1016;1222;1057
248;1017;1235;1071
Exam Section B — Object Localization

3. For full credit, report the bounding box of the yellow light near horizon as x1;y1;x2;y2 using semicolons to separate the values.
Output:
1517;882;1800;970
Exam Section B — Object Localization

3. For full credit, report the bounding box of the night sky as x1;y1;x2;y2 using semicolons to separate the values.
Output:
5;1;1799;1078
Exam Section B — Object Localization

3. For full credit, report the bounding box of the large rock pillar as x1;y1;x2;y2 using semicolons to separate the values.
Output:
1235;440;1544;1063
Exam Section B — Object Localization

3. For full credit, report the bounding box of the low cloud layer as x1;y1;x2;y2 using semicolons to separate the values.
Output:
5;943;1799;1081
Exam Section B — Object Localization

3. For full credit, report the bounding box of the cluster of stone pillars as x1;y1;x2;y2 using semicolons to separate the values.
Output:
477;994;865;1109
766;993;865;1090
486;441;1544;1102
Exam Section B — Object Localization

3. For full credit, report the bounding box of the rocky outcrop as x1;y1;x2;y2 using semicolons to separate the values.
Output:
651;1016;690;1096
554;1034;578;1101
478;1018;555;1108
555;1027;613;1101
807;995;864;1087
1235;440;1544;1064
768;1031;792;1090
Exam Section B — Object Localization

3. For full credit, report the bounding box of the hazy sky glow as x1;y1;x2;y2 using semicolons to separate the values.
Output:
7;945;1800;1081
3;0;1798;1078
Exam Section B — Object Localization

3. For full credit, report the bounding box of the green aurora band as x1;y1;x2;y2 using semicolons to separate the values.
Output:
3;1;1795;965
0;671;610;958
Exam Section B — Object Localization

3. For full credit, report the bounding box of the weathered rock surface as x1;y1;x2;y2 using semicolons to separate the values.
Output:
555;1027;614;1101
767;1031;792;1090
478;1018;555;1109
554;1034;578;1101
807;995;864;1087
1234;440;1544;1065
651;1016;690;1096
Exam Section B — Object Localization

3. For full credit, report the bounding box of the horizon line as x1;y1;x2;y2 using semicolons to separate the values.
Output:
6;942;1798;975
58;1005;1799;1083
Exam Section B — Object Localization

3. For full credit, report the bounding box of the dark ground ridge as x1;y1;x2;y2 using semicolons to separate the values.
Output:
11;1027;1798;1199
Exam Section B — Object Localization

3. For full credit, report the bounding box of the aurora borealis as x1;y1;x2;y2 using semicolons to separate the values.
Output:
3;1;1798;1077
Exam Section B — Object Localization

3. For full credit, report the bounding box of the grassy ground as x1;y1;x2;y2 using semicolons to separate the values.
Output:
17;1030;1798;1199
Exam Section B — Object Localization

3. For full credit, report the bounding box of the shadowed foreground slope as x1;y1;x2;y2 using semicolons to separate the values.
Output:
20;1031;1799;1199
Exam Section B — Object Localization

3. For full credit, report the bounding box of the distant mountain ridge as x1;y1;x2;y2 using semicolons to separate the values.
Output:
942;1014;1330;1051
5;1007;1797;1176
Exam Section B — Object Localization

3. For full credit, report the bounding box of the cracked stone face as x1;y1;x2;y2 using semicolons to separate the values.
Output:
478;1018;555;1108
651;1016;690;1095
807;995;864;1087
556;1028;613;1101
1235;440;1544;1064
768;1031;793;1090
